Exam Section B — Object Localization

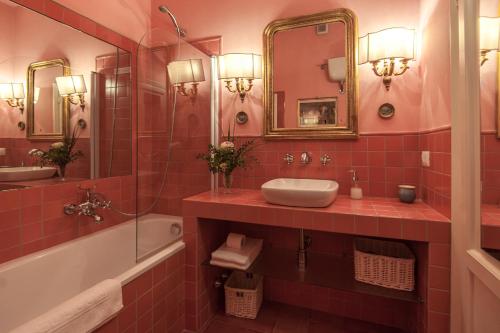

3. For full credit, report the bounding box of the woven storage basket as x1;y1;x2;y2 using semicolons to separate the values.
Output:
224;271;263;319
354;238;415;291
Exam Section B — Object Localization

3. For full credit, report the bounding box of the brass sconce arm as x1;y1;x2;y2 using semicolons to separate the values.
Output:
224;78;254;102
370;58;411;91
175;82;199;99
6;98;24;113
480;50;490;66
68;94;85;110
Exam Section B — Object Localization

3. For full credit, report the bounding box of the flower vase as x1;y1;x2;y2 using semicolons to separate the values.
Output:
222;173;233;193
57;165;67;181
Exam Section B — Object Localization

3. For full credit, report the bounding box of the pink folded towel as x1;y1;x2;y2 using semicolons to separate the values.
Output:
210;238;263;269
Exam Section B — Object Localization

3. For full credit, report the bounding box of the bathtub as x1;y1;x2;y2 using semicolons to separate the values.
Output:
0;213;184;332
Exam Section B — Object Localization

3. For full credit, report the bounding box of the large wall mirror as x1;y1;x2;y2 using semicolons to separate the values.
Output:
263;9;358;139
0;0;132;182
480;0;500;260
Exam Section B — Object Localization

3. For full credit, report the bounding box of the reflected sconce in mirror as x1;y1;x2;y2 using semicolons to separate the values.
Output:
33;87;40;104
359;27;415;91
218;53;262;102
479;17;500;66
0;83;25;113
55;75;87;110
167;59;205;99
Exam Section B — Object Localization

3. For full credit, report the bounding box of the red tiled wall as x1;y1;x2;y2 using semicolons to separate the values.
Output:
0;176;135;265
95;249;185;333
481;132;500;205
231;134;421;198
419;129;451;219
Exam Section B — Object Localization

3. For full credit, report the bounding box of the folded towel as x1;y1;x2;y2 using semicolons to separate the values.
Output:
226;233;246;250
211;238;263;266
210;258;254;271
11;279;123;333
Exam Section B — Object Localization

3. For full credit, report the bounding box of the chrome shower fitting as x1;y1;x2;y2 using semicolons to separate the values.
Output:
63;187;111;224
158;5;187;38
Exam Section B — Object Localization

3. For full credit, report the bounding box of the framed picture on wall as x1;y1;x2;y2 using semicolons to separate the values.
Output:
297;97;337;127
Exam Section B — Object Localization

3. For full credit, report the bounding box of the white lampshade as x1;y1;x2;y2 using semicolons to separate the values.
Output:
167;59;205;85
55;75;87;96
34;87;40;104
480;17;500;51
218;53;262;80
0;83;25;100
328;57;346;81
360;27;415;63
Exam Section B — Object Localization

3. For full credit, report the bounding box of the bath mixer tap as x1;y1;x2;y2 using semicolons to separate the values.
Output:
300;152;312;165
64;188;111;223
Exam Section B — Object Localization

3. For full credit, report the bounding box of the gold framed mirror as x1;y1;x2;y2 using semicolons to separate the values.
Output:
263;9;358;139
26;58;70;141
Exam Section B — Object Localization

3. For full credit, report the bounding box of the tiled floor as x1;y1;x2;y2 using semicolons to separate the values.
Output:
203;302;407;333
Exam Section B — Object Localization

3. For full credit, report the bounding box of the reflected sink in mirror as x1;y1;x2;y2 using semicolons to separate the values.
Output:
0;166;57;182
261;178;339;208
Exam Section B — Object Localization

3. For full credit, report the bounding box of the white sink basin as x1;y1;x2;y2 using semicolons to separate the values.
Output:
261;178;339;208
0;166;57;182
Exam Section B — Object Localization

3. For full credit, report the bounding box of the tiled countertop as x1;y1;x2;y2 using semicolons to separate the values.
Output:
183;189;451;243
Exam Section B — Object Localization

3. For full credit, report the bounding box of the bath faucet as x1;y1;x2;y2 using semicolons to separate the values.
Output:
320;154;332;166
283;153;294;165
64;188;111;224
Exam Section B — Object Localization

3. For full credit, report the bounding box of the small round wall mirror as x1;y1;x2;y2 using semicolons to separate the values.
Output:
378;103;395;119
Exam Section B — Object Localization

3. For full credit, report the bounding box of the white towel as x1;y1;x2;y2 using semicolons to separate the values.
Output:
226;233;246;250
211;238;263;267
11;279;123;333
210;258;254;271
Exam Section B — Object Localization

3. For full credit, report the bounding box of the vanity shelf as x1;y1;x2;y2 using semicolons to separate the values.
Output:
204;247;420;303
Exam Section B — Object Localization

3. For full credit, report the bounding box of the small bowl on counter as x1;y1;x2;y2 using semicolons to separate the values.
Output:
398;185;417;204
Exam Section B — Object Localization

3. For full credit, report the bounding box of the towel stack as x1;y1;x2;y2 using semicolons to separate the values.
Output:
210;233;263;270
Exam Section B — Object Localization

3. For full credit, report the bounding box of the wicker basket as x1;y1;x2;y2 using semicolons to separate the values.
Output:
354;238;415;291
224;271;263;319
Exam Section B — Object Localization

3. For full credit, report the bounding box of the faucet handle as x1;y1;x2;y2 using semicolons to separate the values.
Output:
283;153;294;165
320;154;332;166
300;152;312;165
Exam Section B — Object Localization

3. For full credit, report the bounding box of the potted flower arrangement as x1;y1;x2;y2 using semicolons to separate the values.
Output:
198;123;257;192
28;124;83;180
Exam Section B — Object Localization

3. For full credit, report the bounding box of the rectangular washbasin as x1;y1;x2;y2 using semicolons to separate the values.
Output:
261;178;339;208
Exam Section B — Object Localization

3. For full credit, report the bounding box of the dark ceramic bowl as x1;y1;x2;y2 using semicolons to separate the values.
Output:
398;185;416;203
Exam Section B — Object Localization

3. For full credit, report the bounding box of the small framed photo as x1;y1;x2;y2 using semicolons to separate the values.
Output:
298;97;337;127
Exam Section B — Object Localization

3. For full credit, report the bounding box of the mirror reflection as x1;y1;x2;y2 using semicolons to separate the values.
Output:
264;10;358;139
0;0;132;182
273;22;346;129
480;0;500;259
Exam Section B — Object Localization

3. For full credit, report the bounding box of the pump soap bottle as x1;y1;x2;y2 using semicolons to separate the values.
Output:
349;169;363;200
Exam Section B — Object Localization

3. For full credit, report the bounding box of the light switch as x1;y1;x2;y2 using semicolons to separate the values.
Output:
421;151;430;167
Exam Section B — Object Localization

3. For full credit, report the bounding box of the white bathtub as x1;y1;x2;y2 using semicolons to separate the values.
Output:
0;213;184;332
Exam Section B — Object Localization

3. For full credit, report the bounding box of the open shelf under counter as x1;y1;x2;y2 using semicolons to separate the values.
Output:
204;246;421;303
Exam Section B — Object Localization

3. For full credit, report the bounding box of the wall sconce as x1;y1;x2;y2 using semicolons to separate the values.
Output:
167;59;205;99
0;83;25;113
359;27;415;91
218;53;262;103
55;75;87;110
479;17;500;66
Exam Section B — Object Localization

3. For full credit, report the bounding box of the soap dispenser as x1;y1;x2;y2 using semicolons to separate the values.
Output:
349;169;363;200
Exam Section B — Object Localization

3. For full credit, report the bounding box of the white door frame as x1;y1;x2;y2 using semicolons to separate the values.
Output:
450;0;500;332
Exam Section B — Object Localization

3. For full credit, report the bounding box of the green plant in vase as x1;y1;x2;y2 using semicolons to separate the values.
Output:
28;124;83;180
198;122;257;192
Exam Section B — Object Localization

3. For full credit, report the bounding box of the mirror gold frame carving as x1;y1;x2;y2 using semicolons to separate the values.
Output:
26;58;70;141
263;9;359;139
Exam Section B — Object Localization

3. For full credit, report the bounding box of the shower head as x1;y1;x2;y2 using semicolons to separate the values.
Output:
158;5;187;38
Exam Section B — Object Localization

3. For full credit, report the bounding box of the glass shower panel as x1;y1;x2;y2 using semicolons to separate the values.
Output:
136;27;212;260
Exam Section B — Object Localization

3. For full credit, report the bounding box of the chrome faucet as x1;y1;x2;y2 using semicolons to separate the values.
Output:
64;187;111;223
320;154;332;166
283;153;294;165
300;152;312;165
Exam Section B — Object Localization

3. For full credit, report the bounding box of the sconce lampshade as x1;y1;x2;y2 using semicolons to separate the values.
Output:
34;87;40;104
0;83;25;100
55;75;87;96
480;17;500;51
218;53;262;80
358;27;415;64
167;59;205;85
